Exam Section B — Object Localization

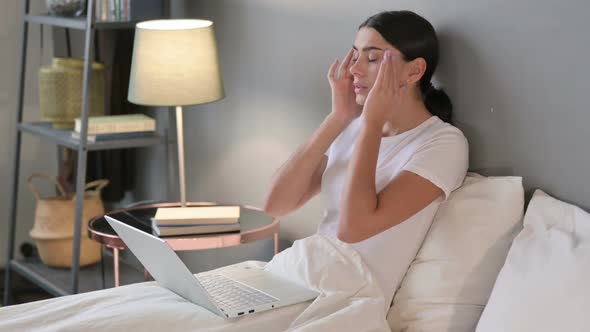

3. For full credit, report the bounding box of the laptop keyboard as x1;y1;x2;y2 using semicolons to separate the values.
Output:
197;273;278;311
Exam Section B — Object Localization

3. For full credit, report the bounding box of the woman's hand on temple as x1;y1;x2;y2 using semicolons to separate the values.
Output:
327;49;362;124
362;50;408;129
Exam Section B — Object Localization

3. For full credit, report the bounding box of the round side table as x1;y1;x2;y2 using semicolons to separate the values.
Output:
88;202;280;287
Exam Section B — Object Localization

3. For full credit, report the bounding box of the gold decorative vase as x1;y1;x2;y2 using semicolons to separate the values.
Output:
39;57;105;129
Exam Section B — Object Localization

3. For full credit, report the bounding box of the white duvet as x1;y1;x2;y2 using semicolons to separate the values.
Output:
0;234;390;332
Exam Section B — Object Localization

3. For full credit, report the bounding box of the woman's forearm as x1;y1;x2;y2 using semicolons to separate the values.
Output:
263;113;352;216
339;121;382;238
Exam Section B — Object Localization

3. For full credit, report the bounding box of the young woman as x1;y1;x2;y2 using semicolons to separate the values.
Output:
264;11;469;306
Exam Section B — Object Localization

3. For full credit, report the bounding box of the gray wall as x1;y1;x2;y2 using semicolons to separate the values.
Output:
0;1;58;267
3;0;590;270
155;0;590;271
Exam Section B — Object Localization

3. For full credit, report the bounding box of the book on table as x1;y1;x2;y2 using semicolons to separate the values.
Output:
153;206;241;226
151;219;240;237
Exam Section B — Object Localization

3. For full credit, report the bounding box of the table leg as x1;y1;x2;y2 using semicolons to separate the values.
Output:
100;247;106;289
144;269;150;281
274;231;279;256
113;247;120;287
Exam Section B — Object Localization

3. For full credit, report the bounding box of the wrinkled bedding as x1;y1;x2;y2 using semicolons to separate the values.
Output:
0;234;390;332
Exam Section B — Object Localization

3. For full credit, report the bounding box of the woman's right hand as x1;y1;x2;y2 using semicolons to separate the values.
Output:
327;49;362;124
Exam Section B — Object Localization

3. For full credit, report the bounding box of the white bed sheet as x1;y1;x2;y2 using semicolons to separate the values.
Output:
0;234;391;332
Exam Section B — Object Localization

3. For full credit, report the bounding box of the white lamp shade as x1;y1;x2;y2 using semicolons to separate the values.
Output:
128;19;225;106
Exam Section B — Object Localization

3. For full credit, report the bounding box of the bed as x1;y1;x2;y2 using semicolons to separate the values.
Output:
3;172;590;332
0;234;390;332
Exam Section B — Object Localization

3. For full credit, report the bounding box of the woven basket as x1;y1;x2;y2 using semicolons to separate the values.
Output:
27;174;109;268
39;57;106;129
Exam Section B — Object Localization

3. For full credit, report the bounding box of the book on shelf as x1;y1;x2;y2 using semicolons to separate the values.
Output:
151;218;241;237
153;206;241;226
71;131;155;142
74;114;156;135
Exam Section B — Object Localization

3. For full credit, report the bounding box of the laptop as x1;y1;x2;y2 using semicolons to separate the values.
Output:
105;215;318;319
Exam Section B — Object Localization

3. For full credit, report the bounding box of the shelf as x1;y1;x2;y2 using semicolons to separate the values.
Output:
9;256;146;297
25;14;140;30
18;122;165;151
4;1;171;304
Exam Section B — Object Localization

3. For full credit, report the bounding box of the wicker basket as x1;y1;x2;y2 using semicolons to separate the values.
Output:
27;174;109;268
39;57;106;129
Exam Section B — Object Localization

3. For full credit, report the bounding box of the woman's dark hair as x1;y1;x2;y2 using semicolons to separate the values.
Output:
359;11;453;124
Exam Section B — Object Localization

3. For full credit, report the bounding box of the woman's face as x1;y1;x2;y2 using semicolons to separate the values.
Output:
349;27;408;105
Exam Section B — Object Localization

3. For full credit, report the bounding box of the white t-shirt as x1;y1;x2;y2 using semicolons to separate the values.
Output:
318;114;469;306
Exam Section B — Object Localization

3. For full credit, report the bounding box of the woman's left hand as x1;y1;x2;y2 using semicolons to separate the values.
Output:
362;50;408;129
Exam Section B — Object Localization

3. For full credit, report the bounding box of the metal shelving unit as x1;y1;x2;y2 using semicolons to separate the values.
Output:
10;256;146;297
3;0;167;304
18;122;164;151
25;14;141;30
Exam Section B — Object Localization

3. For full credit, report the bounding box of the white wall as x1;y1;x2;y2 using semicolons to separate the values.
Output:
161;0;402;245
150;0;429;270
1;1;58;267
156;0;590;272
165;0;359;241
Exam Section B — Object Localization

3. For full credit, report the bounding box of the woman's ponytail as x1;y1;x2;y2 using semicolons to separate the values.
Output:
421;80;453;124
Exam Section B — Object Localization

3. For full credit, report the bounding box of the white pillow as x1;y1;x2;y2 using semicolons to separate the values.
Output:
476;190;590;332
387;173;524;331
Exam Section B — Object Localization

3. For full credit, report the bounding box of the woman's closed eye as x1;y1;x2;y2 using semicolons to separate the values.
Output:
351;55;379;63
367;52;381;62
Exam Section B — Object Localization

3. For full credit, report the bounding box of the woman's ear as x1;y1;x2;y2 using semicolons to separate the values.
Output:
406;57;427;85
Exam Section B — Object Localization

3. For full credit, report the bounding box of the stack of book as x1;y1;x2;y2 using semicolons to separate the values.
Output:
71;114;156;142
151;206;241;237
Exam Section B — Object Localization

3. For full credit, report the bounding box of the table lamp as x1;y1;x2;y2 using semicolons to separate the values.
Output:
128;19;225;215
